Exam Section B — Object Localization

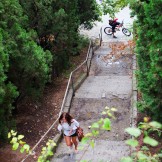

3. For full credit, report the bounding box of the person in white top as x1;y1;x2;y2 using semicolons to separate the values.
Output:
58;112;79;153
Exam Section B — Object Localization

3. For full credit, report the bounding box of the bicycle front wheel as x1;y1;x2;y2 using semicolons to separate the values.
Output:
104;27;112;35
122;28;131;36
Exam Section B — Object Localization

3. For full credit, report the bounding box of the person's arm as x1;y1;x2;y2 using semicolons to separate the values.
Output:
58;124;62;133
72;119;79;130
68;119;79;135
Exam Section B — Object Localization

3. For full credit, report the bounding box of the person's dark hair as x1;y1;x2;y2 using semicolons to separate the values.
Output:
59;112;73;125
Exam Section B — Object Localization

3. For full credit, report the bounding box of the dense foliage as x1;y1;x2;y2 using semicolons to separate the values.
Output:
129;0;162;122
100;0;162;122
101;0;128;17
0;0;100;140
0;0;52;140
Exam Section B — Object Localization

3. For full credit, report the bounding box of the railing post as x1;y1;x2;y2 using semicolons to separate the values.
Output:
92;42;94;56
99;33;101;46
100;27;102;46
71;76;75;96
86;60;89;76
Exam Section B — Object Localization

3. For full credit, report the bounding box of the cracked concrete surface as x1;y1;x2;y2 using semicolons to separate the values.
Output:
51;6;134;162
51;39;134;161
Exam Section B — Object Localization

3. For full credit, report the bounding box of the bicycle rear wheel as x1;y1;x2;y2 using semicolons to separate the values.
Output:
122;28;131;36
104;27;112;35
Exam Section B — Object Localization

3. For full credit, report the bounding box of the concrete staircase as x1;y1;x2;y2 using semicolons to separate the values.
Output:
51;40;134;162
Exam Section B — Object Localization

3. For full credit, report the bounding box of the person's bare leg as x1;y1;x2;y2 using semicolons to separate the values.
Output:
64;136;73;154
64;136;72;146
71;136;78;152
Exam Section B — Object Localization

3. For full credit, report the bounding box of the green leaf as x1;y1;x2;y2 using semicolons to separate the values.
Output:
23;144;30;152
11;137;17;144
85;133;93;137
126;139;139;147
37;157;42;162
81;137;90;144
141;146;149;151
91;122;99;128
107;112;112;117
52;142;56;147
120;157;133;162
41;150;45;154
111;107;117;111
105;106;110;110
20;147;25;153
125;127;141;137
143;136;158;147
18;135;24;140
102;118;111;130
47;150;53;156
46;142;50;146
11;130;15;134
149;121;162;129
90;140;95;148
47;146;52;150
91;130;99;136
11;130;17;136
12;142;19;150
8;132;11;138
19;140;26;145
101;111;107;115
137;151;148;159
97;118;103;124
42;147;47;151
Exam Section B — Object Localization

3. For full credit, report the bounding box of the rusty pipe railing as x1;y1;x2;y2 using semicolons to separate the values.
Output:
21;39;96;162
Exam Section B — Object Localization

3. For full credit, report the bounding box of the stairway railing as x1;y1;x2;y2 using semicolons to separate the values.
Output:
21;34;101;161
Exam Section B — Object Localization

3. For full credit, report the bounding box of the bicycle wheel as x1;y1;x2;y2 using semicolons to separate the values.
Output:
122;28;131;36
104;27;112;35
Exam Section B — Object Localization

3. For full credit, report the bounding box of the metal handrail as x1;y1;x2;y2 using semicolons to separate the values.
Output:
60;41;93;112
59;72;73;116
21;39;95;162
85;41;92;61
99;27;102;46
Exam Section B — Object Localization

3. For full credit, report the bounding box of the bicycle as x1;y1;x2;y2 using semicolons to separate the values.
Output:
104;20;131;37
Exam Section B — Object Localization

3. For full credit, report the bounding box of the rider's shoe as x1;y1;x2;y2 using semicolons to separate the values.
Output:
113;36;117;38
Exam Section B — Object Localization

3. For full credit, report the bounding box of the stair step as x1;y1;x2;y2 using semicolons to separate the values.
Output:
52;140;130;162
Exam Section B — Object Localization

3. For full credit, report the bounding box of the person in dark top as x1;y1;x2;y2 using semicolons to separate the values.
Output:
109;18;121;38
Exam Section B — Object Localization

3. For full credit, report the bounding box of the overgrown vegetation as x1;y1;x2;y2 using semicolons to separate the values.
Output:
101;0;162;125
129;0;162;122
122;121;162;162
101;0;128;18
8;106;115;161
0;0;100;140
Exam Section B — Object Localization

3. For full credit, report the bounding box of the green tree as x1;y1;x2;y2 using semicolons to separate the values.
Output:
0;0;100;140
0;0;52;139
129;0;162;122
20;0;100;76
101;0;128;18
0;30;19;140
78;0;101;29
